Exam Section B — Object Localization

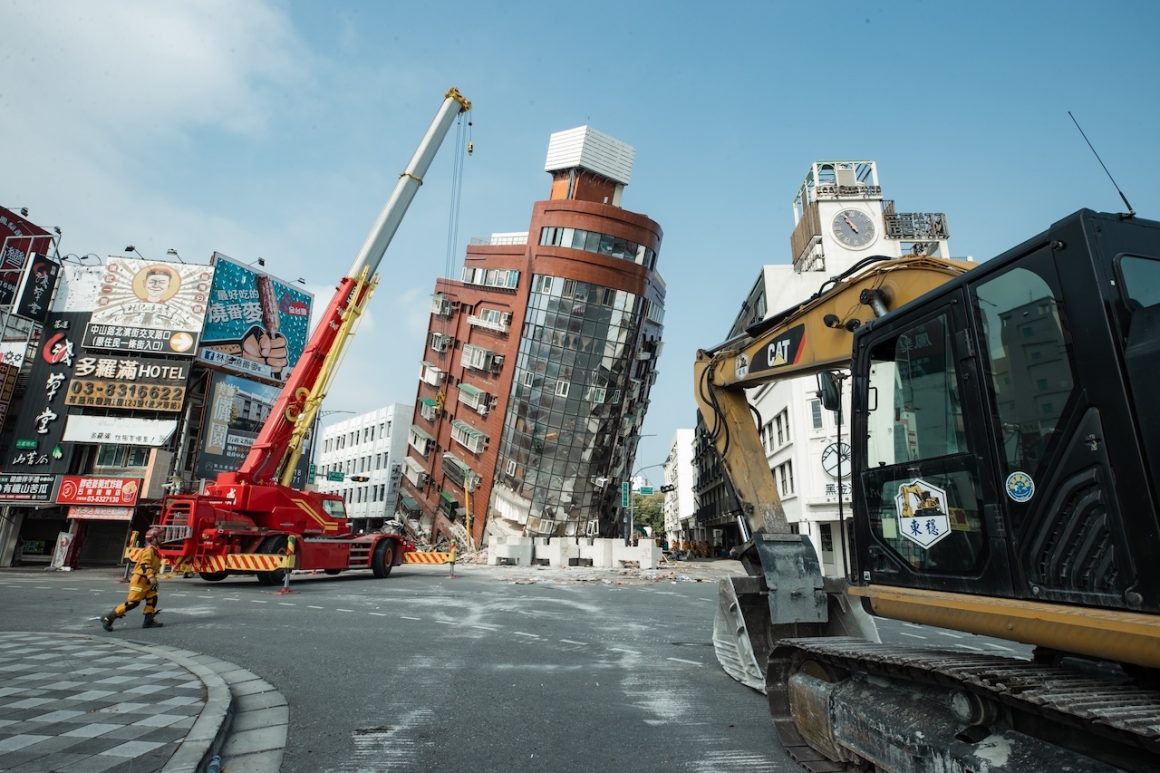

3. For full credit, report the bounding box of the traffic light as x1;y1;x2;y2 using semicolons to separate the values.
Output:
349;475;370;482
659;484;676;493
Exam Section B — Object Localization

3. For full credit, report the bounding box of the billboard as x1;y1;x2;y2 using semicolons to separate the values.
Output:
63;355;190;412
63;415;178;446
196;372;307;488
3;311;86;473
85;257;212;356
0;473;55;503
0;207;54;306
197;253;313;385
56;475;141;506
13;253;60;323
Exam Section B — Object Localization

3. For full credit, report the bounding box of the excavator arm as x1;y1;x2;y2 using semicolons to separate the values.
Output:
694;255;974;539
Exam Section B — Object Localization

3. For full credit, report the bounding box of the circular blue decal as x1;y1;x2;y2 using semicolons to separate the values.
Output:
1005;471;1035;503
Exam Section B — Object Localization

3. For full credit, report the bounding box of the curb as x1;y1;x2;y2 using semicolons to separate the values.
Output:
108;638;235;773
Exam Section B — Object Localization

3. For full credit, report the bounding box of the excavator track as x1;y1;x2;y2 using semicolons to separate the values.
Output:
767;636;1160;772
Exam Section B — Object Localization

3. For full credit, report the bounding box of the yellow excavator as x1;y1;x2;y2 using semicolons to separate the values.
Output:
695;209;1160;771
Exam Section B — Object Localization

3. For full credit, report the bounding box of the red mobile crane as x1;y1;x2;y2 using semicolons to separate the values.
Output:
149;88;471;584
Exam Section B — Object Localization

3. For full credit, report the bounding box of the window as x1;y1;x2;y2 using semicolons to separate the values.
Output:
555;380;569;397
810;399;823;430
975;267;1075;476
775;409;789;445
775;460;794;496
819;523;834;553
96;445;150;468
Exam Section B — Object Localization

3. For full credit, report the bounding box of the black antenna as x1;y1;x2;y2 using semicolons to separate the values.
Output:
1068;111;1135;218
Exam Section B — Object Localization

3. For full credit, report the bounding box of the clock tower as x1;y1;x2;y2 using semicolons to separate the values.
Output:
789;160;950;276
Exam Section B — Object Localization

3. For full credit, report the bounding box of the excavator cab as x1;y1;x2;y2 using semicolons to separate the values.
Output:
849;210;1160;621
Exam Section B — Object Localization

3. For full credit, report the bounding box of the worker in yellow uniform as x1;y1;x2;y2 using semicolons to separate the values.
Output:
102;527;165;630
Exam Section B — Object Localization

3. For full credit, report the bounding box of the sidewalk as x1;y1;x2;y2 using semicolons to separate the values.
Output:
0;630;285;773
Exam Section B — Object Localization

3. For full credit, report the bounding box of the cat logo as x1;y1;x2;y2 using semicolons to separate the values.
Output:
767;338;792;366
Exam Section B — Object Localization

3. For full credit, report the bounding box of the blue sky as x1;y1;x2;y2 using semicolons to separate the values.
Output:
4;0;1159;475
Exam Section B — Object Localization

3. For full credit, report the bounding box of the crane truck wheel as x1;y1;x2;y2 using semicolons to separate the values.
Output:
256;535;289;585
372;540;395;578
199;571;229;582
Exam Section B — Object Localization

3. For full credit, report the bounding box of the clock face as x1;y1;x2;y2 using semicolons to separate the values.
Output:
821;441;851;478
832;209;876;249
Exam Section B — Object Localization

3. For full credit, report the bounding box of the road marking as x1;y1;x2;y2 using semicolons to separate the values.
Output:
369;612;387;617
514;631;539;638
471;624;498;631
400;615;421;620
278;602;295;607
436;620;455;626
938;631;964;639
62;587;79;591
611;648;639;655
956;644;984;652
308;605;324;609
983;642;1015;652
337;608;353;613
560;639;586;646
666;657;701;666
903;622;925;630
899;632;927;640
250;600;267;604
35;586;51;590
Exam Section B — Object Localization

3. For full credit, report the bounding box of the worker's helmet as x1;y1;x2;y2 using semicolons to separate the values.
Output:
145;527;164;543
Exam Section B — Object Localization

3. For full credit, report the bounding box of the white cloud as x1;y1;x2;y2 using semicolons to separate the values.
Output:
0;0;312;261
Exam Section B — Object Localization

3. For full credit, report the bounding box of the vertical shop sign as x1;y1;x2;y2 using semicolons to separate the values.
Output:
3;311;87;473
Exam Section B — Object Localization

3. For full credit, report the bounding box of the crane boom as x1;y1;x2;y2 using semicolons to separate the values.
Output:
235;87;471;485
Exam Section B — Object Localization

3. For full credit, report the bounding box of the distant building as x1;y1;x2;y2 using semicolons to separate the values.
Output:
696;160;958;569
662;428;696;547
314;403;412;533
401;126;664;545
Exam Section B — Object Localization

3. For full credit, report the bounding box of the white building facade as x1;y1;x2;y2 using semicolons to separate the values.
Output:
662;428;697;547
314;403;412;533
736;161;958;576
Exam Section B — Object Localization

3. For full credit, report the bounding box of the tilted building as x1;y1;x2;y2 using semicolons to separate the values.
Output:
400;127;664;545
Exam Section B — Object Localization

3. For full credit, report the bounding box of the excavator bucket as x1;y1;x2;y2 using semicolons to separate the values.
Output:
713;575;774;691
712;533;880;692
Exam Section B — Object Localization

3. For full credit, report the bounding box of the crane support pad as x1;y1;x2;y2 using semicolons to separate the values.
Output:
404;551;453;564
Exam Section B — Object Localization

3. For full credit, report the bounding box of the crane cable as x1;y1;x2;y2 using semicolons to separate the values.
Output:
443;110;472;278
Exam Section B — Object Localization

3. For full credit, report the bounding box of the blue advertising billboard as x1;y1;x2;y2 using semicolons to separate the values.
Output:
197;252;313;386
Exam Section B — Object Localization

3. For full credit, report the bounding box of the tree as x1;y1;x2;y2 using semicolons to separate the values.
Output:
632;492;665;537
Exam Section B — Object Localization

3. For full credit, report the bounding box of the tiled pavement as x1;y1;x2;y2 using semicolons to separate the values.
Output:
0;631;285;772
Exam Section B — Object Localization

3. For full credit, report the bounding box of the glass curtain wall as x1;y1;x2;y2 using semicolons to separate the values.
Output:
497;274;641;536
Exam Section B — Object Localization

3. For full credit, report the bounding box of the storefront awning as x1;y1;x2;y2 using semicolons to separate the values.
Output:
404;455;427;475
439;490;458;505
458;383;482;397
409;424;434;442
400;495;419;512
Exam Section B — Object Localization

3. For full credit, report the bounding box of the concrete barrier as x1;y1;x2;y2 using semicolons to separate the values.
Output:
487;535;533;566
487;536;661;569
